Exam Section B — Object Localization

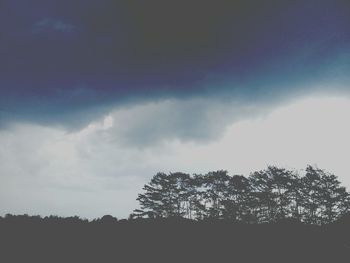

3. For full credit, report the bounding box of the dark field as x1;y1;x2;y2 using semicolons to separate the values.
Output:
1;216;349;263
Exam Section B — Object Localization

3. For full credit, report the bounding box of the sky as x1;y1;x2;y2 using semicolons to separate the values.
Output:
0;0;349;219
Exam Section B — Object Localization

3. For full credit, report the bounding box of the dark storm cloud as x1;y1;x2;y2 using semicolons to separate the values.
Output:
32;18;76;34
0;0;349;128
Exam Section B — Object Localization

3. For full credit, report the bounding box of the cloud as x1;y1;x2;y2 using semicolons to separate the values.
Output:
0;0;349;219
0;0;349;130
1;94;350;219
32;18;76;33
105;97;270;147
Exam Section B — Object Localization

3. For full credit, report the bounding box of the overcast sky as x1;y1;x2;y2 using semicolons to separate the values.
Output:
0;0;349;219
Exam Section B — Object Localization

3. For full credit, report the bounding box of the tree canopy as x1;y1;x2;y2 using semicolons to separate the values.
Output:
132;166;350;224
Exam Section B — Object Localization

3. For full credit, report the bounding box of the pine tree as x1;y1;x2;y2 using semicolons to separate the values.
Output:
221;175;252;222
133;172;192;218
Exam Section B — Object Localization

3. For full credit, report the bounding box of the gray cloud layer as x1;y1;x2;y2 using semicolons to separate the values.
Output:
0;0;349;130
0;0;350;219
1;94;350;218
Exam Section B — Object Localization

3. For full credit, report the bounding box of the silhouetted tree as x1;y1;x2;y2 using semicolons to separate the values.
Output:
201;170;230;219
300;166;325;224
310;166;349;224
288;172;303;221
249;167;278;222
189;174;207;220
267;166;297;220
133;172;192;218
219;175;253;222
249;166;304;222
133;166;350;224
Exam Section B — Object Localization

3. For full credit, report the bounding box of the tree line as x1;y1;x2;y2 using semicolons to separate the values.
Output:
132;165;350;224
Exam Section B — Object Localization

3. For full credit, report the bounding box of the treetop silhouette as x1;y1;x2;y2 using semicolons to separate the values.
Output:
132;165;350;224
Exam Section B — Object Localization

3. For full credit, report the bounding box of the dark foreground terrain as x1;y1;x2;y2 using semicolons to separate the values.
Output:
1;215;349;263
